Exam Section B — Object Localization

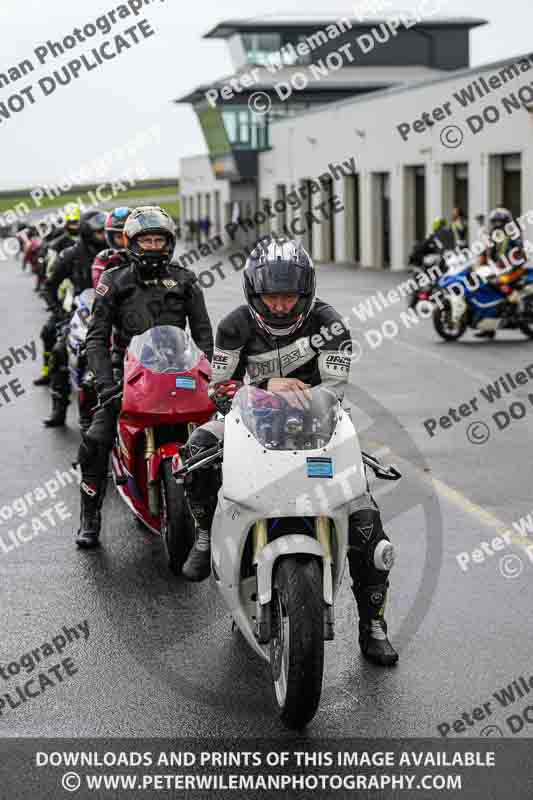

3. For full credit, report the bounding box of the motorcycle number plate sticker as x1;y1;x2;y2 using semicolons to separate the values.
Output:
306;457;333;478
175;377;196;390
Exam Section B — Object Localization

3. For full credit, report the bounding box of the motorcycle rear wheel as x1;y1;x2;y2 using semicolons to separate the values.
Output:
160;460;195;575
270;557;324;729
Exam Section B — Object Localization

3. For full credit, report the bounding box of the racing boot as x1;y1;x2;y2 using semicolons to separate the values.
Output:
33;353;51;386
474;330;496;339
181;446;220;581
43;394;69;427
354;583;399;666
182;528;211;581
75;482;102;549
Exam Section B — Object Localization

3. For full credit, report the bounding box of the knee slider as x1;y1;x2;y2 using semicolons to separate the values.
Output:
374;540;395;571
183;426;220;460
349;507;394;569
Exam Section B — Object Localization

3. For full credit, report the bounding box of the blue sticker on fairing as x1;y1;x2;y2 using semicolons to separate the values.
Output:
175;377;196;390
307;457;333;478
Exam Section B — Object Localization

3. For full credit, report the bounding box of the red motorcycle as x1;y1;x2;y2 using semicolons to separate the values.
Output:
110;325;215;573
23;236;43;279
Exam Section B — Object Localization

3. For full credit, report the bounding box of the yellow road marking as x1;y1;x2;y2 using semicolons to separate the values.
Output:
367;437;531;555
428;475;532;556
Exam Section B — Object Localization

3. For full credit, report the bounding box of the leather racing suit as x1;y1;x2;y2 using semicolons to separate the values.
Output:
183;298;398;665
77;258;214;519
40;237;105;422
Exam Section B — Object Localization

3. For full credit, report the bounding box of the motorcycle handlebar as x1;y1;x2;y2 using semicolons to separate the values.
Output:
174;443;223;478
174;445;400;482
92;390;123;412
362;451;402;481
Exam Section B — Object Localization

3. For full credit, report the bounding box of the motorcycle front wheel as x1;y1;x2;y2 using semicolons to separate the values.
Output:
270;557;324;729
433;300;467;341
160;460;195;575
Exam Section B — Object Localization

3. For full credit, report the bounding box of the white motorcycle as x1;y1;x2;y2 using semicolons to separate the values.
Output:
176;385;401;729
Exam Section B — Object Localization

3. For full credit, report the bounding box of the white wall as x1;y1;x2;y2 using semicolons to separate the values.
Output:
259;58;533;269
180;154;231;235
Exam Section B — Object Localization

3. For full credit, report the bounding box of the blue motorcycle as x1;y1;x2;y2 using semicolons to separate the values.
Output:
431;262;533;341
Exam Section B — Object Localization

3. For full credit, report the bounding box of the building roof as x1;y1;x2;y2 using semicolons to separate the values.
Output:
204;14;487;38
269;50;533;122
175;82;394;105
173;65;449;105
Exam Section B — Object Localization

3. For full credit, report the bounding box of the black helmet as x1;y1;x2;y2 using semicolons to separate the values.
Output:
79;210;107;254
243;236;316;337
105;206;133;249
124;206;176;279
488;207;513;232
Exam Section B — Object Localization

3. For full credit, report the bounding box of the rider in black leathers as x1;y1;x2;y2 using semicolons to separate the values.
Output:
34;209;82;295
181;236;398;667
38;210;107;427
34;212;82;383
76;206;213;550
409;217;455;270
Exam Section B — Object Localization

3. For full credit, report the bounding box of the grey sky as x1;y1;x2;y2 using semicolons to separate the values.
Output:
0;0;532;190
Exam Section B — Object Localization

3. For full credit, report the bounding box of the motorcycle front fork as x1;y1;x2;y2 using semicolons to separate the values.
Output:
145;422;198;518
252;517;334;644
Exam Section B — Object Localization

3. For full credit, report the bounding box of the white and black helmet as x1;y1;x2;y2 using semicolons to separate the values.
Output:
488;207;513;232
124;206;176;277
243;236;316;337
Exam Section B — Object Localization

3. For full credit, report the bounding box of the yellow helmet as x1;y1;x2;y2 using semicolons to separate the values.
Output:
64;205;81;237
432;216;448;233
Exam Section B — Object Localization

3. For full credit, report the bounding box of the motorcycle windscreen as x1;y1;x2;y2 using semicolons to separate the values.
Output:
127;325;201;373
231;385;338;451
